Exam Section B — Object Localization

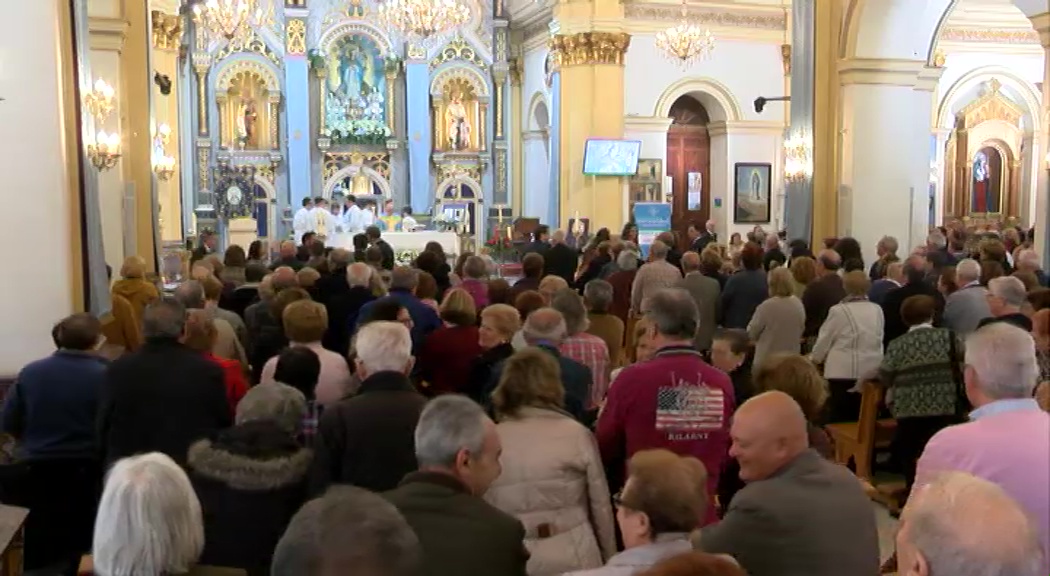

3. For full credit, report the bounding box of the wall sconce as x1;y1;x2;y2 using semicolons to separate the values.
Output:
153;154;177;181
151;120;176;180
87;131;121;171
784;136;812;183
151;122;172;145
84;79;115;123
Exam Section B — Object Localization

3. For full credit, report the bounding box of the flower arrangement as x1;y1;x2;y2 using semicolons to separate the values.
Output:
485;231;515;262
324;117;392;145
432;212;461;233
395;249;420;267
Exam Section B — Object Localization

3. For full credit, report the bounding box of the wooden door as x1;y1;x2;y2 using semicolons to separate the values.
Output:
667;127;710;241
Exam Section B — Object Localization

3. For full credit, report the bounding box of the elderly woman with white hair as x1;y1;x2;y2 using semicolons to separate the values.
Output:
309;321;428;495
608;249;641;325
187;378;312;575
91;453;241;576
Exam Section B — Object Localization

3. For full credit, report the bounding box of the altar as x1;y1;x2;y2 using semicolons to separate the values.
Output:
332;231;461;259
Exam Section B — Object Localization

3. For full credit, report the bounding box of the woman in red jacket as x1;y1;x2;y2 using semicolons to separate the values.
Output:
184;310;248;416
418;288;483;396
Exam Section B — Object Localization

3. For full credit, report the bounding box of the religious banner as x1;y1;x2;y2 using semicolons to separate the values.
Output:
324;34;391;144
633;202;671;258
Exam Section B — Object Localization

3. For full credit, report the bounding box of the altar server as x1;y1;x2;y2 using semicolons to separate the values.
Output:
343;194;364;234
292;197;314;246
311;197;339;247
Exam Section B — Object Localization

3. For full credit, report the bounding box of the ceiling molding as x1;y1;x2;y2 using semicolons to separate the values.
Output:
622;3;786;31
940;26;1040;44
89;17;128;53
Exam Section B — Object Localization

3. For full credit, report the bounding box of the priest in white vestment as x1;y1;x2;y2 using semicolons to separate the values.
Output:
310;198;339;246
292;197;314;245
343;194;365;234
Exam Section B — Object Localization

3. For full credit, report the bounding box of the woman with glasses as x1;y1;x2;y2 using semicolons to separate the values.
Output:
564;449;706;576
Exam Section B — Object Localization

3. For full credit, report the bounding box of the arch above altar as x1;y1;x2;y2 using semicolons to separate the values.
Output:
213;58;283;151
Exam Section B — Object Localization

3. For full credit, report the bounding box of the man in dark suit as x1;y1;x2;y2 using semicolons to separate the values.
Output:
542;229;579;285
523;225;551;257
690;219;717;253
761;235;786;271
366;226;395;271
191;230;218;267
801;250;846;338
98;298;230;467
881;255;945;347
868;261;903;306
384;396;528;576
696;391;880;576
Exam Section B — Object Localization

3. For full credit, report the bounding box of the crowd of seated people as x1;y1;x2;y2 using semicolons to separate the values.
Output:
0;219;1047;576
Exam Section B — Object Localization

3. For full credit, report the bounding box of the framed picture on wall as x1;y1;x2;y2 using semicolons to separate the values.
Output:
635;159;663;181
733;163;772;223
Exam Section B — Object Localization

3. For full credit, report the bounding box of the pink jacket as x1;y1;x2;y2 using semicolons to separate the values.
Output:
916;401;1049;573
259;341;355;406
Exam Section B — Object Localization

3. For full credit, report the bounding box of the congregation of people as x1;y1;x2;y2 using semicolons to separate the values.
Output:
3;216;1049;576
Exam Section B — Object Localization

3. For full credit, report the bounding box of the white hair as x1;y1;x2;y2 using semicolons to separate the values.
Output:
414;395;489;468
927;231;947;250
93;453;203;576
987;276;1027;308
522;308;568;344
964;323;1039;400
1018;249;1040;269
346;262;373;288
355;321;412;373
616;250;639;271
956;258;981;284
905;472;1044;576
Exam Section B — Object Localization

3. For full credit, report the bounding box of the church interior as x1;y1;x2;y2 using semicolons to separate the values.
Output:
0;1;1048;571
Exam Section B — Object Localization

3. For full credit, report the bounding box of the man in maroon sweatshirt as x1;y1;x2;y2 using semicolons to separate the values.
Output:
596;287;735;525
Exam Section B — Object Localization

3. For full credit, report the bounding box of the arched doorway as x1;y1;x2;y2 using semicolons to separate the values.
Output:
666;95;710;239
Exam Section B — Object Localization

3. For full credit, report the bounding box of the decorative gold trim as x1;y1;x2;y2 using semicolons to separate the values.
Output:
495;82;504;140
495;147;507;201
495;27;509;62
407;43;427;61
430;65;491;98
59;0;84;310
150;10;183;51
215;59;281;93
958;78;1025;129
216;31;282;67
431;37;488;70
623;3;786;30
781;44;791;75
549;32;630;67
286;19;306;55
939;27;1040;45
196;68;208;136
269;93;280;151
385;61;398;134
437;163;482;183
322;151;391;181
197;141;211;194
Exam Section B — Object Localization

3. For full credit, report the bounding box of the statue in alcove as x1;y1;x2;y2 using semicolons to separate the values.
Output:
237;98;259;149
446;91;471;151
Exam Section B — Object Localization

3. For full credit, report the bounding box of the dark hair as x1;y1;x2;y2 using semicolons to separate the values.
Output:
313;196;325;204
823;237;838;250
302;198;312;207
363;299;405;324
621;222;637;240
842;258;865;273
522;253;544;279
309;241;326;258
712;328;750;355
248;240;264;261
900;295;936;326
401;206;412;217
414;250;443;276
54;313;102;351
454;252;473;278
487;278;512;306
424;241;447;262
833;237;863;266
365;226;381;240
416;271;438;300
245;263;268;283
514;290;546;321
1028;287;1050;312
273;347;321;400
224;245;247;268
352;233;369;251
301;232;316;245
980;259;1005;286
365;246;383;265
534;225;550;240
739;242;764;271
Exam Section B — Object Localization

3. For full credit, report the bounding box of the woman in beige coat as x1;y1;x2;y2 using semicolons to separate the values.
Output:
747;266;805;370
485;348;617;575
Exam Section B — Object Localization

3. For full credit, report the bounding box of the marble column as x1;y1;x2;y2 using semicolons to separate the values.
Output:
839;59;938;265
783;0;814;244
1031;14;1050;268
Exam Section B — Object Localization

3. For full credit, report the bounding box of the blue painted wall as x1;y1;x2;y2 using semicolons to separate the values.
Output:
406;61;432;214
285;54;312;206
547;72;561;228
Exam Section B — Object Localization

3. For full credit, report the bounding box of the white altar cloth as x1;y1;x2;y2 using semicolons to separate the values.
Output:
333;231;460;256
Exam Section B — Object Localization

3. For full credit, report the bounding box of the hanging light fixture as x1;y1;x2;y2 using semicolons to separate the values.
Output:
375;0;470;44
193;0;264;44
784;136;812;183
655;0;715;66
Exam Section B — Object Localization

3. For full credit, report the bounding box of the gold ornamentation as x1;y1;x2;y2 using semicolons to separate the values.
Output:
495;82;504;139
195;67;209;136
216;31;281;67
781;44;791;75
151;11;183;51
431;37;488;69
654;0;715;66
437;163;481;182
198;141;211;193
495;28;508;62
287;19;306;55
407;43;427;60
550;32;631;67
431;65;490;98
933;48;947;68
323;151;391;181
958;78;1024;130
623;3;786;30
940;27;1039;45
323;0;368;27
257;163;275;183
495;148;507;200
216;60;280;93
269;94;279;151
508;57;522;86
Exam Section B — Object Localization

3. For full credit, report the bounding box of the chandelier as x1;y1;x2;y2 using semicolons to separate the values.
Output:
655;0;715;66
193;0;264;44
375;0;470;43
84;79;115;124
784;136;812;183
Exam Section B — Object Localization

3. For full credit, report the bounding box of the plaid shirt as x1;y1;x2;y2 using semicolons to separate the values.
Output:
298;400;322;448
561;332;610;409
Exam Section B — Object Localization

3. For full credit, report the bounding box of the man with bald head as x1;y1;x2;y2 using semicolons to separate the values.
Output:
897;472;1044;576
695;391;879;576
489;307;592;421
881;253;945;347
271;240;304;271
801;249;846;338
677;250;720;353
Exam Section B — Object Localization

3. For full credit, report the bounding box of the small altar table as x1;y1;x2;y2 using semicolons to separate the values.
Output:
333;231;460;257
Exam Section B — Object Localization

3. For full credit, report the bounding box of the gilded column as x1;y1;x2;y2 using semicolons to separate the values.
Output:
122;0;159;269
316;65;328;136
1031;13;1050;265
550;29;629;230
509;58;524;215
385;59;399;135
491;22;510;207
269;91;281;151
811;0;842;245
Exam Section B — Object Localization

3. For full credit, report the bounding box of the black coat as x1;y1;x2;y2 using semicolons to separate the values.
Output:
576;254;611;291
309;371;427;495
463;342;515;404
881;281;945;347
692;232;717;254
322;285;376;356
375;239;396;270
188;421;311;576
314;266;350;307
384;471;528;576
98;338;231;467
544;243;579;285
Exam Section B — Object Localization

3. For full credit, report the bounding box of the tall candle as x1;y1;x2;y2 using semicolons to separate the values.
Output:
506;225;512;240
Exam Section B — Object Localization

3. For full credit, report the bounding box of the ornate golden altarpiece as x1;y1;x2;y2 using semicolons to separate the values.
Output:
943;79;1024;220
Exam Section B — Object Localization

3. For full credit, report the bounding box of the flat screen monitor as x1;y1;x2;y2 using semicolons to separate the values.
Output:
583;139;641;176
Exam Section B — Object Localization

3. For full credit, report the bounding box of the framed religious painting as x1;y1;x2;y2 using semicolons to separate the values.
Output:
629;159;663;215
733;163;772;223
